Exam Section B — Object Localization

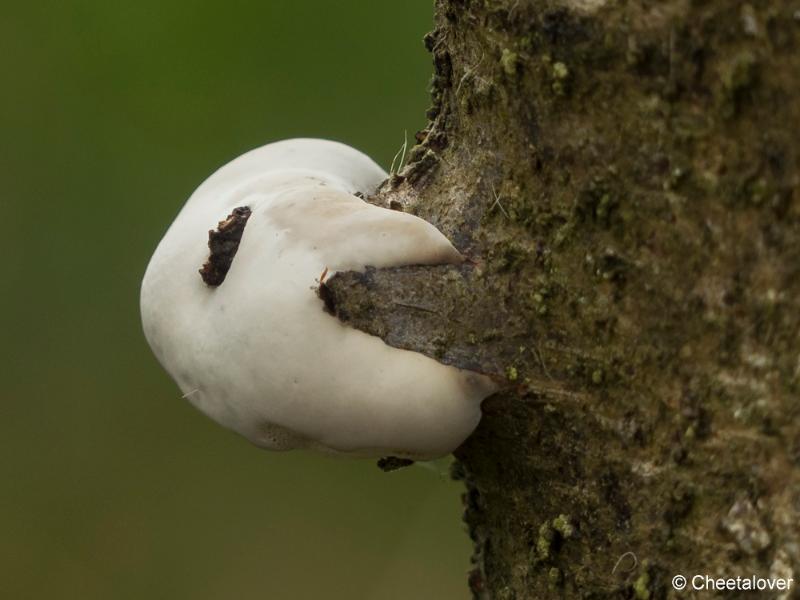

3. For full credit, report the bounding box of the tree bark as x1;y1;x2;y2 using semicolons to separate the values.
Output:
326;0;800;597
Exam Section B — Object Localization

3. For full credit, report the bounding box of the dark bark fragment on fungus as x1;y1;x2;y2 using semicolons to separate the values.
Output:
199;206;252;287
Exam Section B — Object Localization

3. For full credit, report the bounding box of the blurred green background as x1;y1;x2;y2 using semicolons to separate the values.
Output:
1;2;473;598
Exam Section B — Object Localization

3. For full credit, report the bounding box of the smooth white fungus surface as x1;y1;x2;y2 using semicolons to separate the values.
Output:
141;139;496;459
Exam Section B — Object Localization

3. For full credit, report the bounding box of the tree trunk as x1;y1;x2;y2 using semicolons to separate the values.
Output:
326;0;800;597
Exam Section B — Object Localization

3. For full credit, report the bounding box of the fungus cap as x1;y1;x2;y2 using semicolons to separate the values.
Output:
141;139;495;459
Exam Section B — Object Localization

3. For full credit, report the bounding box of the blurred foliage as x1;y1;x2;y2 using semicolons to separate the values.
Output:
0;1;471;598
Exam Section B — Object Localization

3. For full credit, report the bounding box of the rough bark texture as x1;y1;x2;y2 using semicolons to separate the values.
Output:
326;1;800;597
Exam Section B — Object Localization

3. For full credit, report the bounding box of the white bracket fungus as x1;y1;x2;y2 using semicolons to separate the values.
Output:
141;139;496;459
